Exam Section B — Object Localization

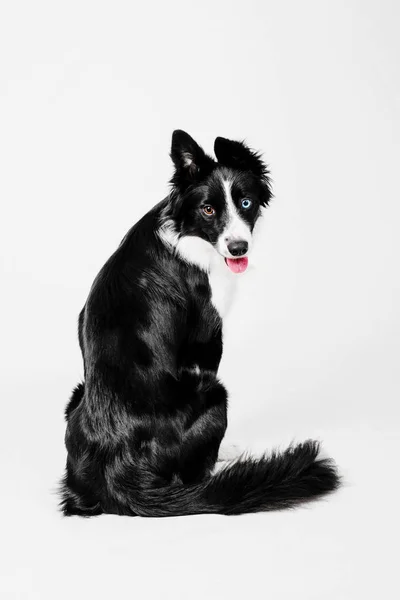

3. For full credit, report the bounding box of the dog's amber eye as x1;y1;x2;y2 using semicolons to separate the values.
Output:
202;205;215;216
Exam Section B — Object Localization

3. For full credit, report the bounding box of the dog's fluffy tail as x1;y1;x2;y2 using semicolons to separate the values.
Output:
133;440;340;517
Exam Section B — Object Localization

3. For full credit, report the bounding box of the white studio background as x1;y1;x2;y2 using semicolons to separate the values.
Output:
1;1;399;599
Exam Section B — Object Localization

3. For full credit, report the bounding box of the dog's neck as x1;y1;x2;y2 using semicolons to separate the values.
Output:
157;220;238;318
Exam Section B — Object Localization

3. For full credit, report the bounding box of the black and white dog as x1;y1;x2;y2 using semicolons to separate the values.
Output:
61;131;339;517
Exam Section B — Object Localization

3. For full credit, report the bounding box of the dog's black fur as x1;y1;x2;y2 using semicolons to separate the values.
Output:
60;131;339;517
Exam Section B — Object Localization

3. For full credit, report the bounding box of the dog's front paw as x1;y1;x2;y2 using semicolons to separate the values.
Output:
217;443;244;462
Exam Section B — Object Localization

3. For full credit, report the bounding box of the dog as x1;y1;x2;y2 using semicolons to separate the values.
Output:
60;130;339;516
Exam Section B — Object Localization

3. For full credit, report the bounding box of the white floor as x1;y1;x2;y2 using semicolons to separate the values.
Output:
2;333;399;600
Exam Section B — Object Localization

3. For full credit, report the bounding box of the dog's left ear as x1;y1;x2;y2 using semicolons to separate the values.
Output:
170;130;215;187
214;137;272;206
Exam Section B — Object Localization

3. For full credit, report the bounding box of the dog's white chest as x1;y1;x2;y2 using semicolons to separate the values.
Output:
208;256;238;319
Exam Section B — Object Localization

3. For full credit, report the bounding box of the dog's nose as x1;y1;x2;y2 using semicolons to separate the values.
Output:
227;240;248;257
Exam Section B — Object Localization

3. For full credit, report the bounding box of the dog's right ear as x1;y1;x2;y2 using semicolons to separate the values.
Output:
170;130;215;187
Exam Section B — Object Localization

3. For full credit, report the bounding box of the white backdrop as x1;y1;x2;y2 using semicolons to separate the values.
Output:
1;1;399;599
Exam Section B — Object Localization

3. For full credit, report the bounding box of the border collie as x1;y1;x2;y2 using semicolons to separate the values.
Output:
60;131;339;517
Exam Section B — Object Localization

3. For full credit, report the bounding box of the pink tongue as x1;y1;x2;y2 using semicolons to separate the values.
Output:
225;257;249;273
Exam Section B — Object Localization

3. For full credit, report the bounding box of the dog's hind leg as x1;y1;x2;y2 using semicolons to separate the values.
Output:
60;460;104;517
64;383;85;420
178;377;228;484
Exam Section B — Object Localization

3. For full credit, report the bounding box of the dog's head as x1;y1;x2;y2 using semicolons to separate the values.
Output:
164;130;272;274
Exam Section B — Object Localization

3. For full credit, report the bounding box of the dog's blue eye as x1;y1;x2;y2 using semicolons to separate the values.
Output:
241;199;252;209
